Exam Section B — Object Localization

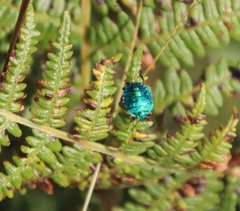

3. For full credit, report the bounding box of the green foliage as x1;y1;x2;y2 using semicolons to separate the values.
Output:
112;46;156;155
115;172;223;211
30;9;72;127
148;84;207;168
0;3;40;149
153;59;240;116
204;59;240;115
190;105;238;169
153;68;194;116
219;175;240;211
1;1;240;211
0;5;73;200
73;53;122;142
0;0;20;40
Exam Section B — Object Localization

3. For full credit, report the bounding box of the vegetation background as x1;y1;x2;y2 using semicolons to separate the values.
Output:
0;0;240;210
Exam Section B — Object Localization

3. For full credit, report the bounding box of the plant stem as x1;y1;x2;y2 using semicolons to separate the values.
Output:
81;0;91;92
113;0;143;115
82;164;101;211
2;0;30;73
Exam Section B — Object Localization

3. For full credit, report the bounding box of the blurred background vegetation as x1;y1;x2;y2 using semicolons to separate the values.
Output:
1;0;240;210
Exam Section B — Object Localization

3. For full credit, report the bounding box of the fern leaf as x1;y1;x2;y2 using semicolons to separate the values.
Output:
86;0;240;70
115;172;223;211
54;144;102;190
1;1;240;208
0;9;74;200
218;175;240;211
105;0;120;12
184;172;224;211
32;0;71;49
73;53;121;142
191;106;238;169
24;9;72;187
204;59;240;115
153;59;240;116
30;10;72;127
148;84;207;168
48;49;118;192
88;11;134;65
153;0;239;67
94;158;169;189
113;47;156;155
0;4;40;149
153;67;194;116
92;0;109;15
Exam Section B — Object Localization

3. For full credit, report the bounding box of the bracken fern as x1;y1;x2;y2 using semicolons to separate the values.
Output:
0;1;240;211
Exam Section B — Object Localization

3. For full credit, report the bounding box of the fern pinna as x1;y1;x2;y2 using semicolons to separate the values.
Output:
0;4;39;150
1;1;240;211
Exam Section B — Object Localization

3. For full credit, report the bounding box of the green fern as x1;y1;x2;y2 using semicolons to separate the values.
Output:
1;1;240;210
112;46;156;156
219;175;240;211
153;59;240;116
204;59;240;115
0;5;73;199
190;106;238;169
148;84;207;168
72;53;122;142
114;172;223;211
149;83;238;170
153;68;194;116
0;3;39;149
83;0;240;69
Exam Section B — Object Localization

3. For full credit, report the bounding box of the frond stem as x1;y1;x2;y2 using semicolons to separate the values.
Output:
81;0;91;92
2;0;30;74
0;109;175;172
82;164;101;211
113;0;143;114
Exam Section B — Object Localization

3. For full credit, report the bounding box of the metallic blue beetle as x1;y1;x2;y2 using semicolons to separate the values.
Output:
123;82;153;120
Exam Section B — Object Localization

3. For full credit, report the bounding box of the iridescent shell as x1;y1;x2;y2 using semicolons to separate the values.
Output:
123;82;153;120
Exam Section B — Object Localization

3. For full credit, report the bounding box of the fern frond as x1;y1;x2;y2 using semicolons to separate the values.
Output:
204;59;240;115
115;172;223;211
148;84;207;168
144;0;240;68
1;1;240;208
184;172;224;211
5;1;239;72
72;53;121;142
112;47;156;155
0;9;73;200
30;10;72;127
24;9;73;187
88;10;134;65
54;144;102;190
190;106;238;169
86;1;240;69
113;114;156;155
0;4;39;149
153;59;240;116
218;175;240;211
153;67;194;116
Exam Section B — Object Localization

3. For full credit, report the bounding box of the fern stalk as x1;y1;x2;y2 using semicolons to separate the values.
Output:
113;0;143;113
81;0;91;90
